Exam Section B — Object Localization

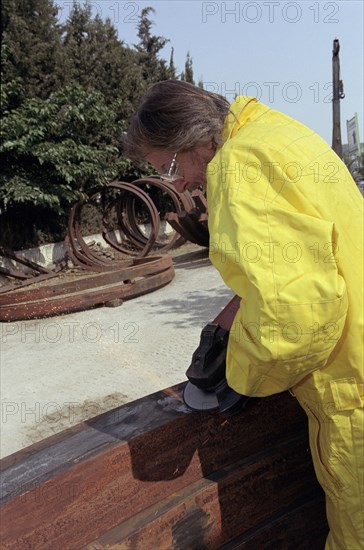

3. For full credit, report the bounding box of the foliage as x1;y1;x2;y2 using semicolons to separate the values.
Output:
59;3;143;121
180;52;195;84
135;7;175;86
0;0;197;248
1;0;62;104
0;85;127;212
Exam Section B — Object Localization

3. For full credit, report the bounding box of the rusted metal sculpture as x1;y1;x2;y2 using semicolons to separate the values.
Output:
65;179;208;269
0;256;174;321
0;248;56;280
131;177;195;251
0;179;208;320
165;190;209;247
66;183;161;270
0;383;328;549
0;248;61;294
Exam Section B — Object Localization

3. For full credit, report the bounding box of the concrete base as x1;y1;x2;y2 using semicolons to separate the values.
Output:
0;222;175;275
0;246;233;458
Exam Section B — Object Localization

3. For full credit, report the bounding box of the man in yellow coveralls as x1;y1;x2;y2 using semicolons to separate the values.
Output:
124;80;363;550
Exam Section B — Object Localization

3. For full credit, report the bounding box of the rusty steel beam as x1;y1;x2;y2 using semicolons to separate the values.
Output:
102;182;161;259
0;257;174;321
0;248;51;275
165;211;209;247
0;266;31;280
0;249;55;293
179;209;209;243
84;438;325;549
0;384;327;549
129;177;192;251
67;183;161;270
191;189;208;212
164;187;209;248
0;256;172;305
0;272;60;295
103;179;207;254
0;247;51;281
65;179;208;269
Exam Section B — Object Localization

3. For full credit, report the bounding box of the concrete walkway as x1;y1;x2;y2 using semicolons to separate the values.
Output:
0;247;233;458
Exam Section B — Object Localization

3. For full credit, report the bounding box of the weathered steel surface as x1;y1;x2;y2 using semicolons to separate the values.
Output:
164;188;209;248
0;256;172;305
214;295;241;330
67;178;201;265
67;183;161;269
83;436;323;549
0;248;51;275
0;265;30;280
0;383;327;549
0;256;174;321
128;177;193;251
165;210;209;247
0;248;56;291
221;497;327;549
0;272;60;295
191;189;208;212
102;181;161;259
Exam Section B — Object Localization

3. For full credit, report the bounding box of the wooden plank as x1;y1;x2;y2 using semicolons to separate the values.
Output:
0;384;325;549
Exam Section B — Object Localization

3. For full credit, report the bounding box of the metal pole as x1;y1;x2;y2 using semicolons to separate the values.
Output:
332;39;345;158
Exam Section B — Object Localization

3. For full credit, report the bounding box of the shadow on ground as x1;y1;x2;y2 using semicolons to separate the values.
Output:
143;288;234;328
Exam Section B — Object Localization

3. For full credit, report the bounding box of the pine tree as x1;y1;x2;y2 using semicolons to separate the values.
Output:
168;47;177;79
1;0;62;104
60;3;144;120
59;2;93;88
0;2;196;247
135;7;171;87
180;52;195;84
0;85;130;248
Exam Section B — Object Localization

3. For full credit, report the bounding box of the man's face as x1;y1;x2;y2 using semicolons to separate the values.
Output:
143;144;215;194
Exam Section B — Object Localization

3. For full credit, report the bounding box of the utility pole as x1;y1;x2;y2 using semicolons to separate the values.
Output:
332;38;345;158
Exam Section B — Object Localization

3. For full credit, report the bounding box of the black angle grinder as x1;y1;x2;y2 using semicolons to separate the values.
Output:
183;297;250;413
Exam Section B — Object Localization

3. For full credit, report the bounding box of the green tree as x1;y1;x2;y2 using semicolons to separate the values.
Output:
168;47;177;80
135;7;172;87
0;85;130;248
60;2;145;121
0;2;196;248
180;52;195;84
1;0;62;104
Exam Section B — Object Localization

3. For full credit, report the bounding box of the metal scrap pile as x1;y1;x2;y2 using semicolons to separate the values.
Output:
0;178;208;321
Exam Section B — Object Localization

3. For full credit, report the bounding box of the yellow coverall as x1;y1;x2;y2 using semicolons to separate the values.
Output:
207;97;364;549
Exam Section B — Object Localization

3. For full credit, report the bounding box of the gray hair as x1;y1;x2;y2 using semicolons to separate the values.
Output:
123;80;230;163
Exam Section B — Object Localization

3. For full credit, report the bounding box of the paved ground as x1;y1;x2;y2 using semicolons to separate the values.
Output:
0;246;233;458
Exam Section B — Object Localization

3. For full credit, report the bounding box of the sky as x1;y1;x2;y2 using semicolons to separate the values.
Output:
55;0;364;146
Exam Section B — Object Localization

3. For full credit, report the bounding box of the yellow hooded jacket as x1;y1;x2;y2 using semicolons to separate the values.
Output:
207;97;364;549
